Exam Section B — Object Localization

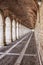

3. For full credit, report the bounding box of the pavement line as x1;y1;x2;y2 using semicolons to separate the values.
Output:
0;52;37;57
0;32;31;59
0;52;20;55
14;33;33;65
25;54;37;57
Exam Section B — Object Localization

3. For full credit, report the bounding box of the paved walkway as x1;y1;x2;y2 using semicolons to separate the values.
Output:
0;32;41;65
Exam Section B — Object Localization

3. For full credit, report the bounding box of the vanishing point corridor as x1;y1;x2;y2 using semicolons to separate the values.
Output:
0;0;43;65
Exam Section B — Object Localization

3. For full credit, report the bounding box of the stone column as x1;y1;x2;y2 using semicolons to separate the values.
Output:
16;22;19;39
19;23;21;38
3;17;6;45
21;25;24;36
0;14;4;46
12;19;16;41
5;17;11;44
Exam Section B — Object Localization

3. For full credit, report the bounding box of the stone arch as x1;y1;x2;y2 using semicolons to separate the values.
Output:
5;17;11;44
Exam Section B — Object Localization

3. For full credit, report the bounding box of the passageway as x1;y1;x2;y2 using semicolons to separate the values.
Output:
0;0;43;65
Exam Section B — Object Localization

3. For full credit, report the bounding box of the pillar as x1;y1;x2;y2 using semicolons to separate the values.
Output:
19;23;21;38
12;19;16;41
16;22;19;39
5;17;11;44
21;25;24;36
0;14;4;46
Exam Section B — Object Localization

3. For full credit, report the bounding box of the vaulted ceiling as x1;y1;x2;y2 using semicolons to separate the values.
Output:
0;0;38;29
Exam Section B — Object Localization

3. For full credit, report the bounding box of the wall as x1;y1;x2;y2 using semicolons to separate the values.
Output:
35;2;43;62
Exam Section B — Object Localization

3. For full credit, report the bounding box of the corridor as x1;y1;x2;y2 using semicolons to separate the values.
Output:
0;0;43;65
0;32;41;65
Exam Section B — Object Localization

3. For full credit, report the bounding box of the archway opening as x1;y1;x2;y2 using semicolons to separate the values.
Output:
5;17;11;44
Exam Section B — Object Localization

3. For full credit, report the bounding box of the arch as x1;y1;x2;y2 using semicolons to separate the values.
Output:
5;17;11;44
12;19;16;41
0;13;4;46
